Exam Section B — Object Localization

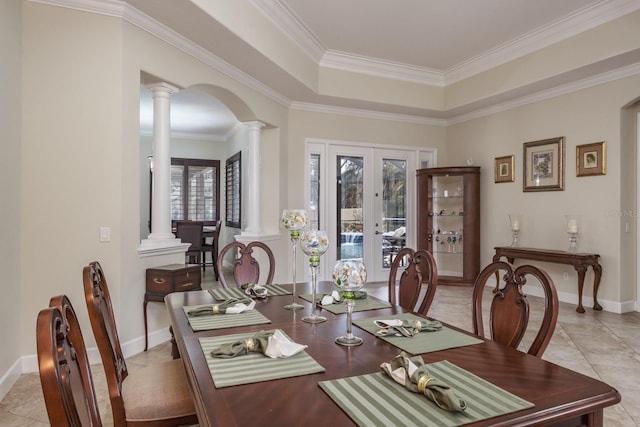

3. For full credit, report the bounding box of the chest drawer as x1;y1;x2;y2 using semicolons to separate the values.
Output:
146;264;201;296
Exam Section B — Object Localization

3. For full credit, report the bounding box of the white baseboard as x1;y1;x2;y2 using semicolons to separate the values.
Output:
523;286;635;314
1;328;173;401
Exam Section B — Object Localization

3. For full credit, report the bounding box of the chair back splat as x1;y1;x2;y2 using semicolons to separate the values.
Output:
83;261;197;426
176;220;204;265
216;241;275;288
388;247;438;316
472;261;559;357
37;295;103;426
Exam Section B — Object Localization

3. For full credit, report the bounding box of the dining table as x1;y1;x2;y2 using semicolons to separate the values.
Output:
165;281;620;427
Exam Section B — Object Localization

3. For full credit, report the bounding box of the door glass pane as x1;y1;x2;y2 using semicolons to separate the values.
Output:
309;153;320;230
381;159;407;268
337;156;364;260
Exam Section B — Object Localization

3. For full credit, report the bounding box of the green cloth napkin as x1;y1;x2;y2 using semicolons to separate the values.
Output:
186;297;252;316
381;352;467;412
210;329;308;359
211;330;271;358
374;319;443;337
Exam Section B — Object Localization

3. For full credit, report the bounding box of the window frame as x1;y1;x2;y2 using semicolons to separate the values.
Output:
225;151;242;228
171;157;220;226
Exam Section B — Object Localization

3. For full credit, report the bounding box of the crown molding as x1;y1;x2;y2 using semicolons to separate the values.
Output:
28;0;640;130
290;102;447;127
320;51;445;86
448;62;640;125
29;0;293;109
250;0;325;63
256;0;640;86
446;0;640;84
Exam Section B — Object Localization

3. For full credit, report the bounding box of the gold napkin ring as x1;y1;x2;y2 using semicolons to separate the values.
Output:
244;338;256;352
413;320;422;332
212;305;220;315
417;374;433;394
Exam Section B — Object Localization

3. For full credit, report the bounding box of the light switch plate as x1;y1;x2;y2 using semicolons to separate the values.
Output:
100;226;111;242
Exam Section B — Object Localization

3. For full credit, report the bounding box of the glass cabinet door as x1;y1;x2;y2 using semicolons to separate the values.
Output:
429;175;465;278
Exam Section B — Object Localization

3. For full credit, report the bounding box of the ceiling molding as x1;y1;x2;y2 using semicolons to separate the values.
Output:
320;51;445;86
290;102;447;127
448;62;640;125
250;0;325;63
446;0;640;84
29;0;293;109
28;0;640;130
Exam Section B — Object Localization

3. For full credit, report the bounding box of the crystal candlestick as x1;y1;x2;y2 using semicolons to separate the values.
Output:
509;213;522;246
565;214;581;252
332;259;367;346
282;209;308;311
300;230;329;324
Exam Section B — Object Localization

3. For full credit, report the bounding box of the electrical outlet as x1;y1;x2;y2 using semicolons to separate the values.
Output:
100;226;111;242
563;272;569;281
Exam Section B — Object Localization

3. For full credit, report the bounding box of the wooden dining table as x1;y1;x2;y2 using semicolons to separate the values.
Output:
165;281;620;427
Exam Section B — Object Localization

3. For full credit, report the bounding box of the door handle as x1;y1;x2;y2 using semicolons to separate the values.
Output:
374;231;383;235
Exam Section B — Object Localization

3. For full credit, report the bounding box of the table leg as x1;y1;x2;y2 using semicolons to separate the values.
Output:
574;266;588;313
143;299;149;351
592;263;603;311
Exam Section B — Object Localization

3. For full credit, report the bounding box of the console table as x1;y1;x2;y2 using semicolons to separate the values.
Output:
493;246;602;313
144;264;201;351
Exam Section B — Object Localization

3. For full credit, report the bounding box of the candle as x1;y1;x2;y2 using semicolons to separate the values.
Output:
567;219;578;233
510;219;520;231
443;190;449;197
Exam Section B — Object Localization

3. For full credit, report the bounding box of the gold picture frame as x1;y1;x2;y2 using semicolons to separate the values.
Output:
523;137;564;192
576;141;606;177
494;155;515;183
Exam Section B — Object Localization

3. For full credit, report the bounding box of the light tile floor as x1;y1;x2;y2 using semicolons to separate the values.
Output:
3;270;639;426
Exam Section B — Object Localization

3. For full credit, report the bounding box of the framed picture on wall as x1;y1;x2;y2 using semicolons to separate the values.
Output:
494;155;515;183
523;137;565;192
576;141;606;177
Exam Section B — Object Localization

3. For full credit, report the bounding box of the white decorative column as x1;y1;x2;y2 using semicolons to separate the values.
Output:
139;82;185;255
241;121;265;237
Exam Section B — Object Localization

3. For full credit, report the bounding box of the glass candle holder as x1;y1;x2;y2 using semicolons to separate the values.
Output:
300;230;329;324
509;213;522;246
332;259;367;346
282;209;308;311
565;214;581;252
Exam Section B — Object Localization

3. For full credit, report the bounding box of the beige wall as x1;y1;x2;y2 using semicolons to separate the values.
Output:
7;0;640;389
448;74;640;309
0;0;23;381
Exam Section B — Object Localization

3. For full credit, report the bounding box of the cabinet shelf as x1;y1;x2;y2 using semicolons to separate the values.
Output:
417;166;480;286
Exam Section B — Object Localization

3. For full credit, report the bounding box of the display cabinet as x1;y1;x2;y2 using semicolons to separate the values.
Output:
417;166;480;285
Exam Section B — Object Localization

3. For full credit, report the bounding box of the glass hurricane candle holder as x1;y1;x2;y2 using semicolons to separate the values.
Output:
282;209;308;311
509;213;522;246
300;230;329;324
565;214;581;252
332;259;367;346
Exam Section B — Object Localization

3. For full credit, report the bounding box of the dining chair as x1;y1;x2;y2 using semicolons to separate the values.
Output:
472;261;559;357
37;295;103;427
388;247;438;316
83;261;198;426
201;219;221;279
216;241;275;288
175;220;204;265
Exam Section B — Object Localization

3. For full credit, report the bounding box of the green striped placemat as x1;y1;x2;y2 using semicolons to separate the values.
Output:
319;360;534;427
183;305;271;331
353;313;482;354
208;284;291;301
199;330;325;388
299;294;391;314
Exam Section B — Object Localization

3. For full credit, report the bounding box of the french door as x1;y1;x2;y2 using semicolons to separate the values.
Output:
308;143;418;282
